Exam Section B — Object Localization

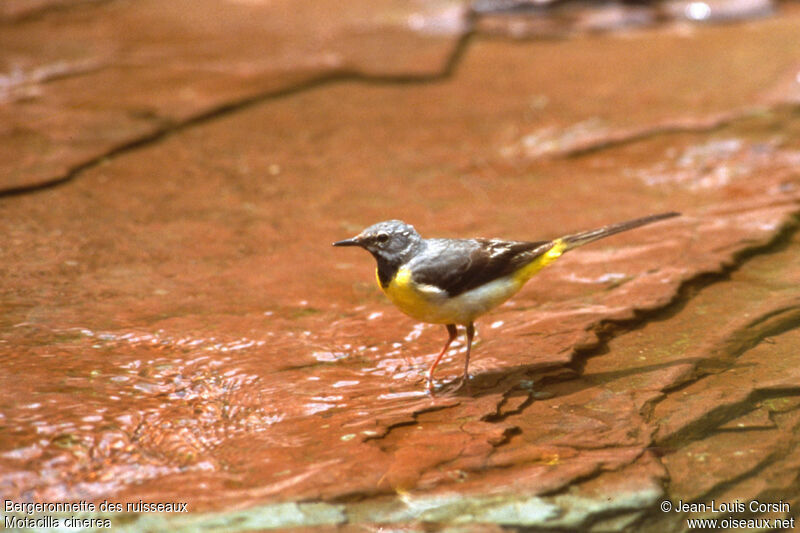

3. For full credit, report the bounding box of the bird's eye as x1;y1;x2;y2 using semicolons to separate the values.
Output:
376;232;389;244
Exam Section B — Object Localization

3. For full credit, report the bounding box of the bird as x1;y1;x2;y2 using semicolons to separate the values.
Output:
333;212;679;391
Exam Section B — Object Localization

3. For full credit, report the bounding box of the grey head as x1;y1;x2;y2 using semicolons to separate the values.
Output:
333;220;423;275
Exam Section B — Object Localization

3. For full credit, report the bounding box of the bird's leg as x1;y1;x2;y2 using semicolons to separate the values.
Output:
463;322;475;382
427;324;458;391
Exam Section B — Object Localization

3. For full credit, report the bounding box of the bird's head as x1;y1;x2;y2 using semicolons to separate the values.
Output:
333;220;422;265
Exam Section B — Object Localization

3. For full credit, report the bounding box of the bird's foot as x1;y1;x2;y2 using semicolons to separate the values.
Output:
427;374;467;396
454;372;472;392
426;372;436;394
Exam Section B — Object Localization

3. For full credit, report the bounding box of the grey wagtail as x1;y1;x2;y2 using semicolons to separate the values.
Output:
334;212;679;391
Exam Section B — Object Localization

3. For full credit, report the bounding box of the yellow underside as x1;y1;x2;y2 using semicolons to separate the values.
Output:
380;239;567;325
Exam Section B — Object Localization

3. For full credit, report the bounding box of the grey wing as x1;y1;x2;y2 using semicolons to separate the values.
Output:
410;238;551;297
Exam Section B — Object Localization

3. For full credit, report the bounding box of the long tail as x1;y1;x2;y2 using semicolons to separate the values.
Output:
561;212;680;251
514;212;680;284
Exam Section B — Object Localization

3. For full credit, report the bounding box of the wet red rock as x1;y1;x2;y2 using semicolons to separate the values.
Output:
2;1;800;530
0;0;467;191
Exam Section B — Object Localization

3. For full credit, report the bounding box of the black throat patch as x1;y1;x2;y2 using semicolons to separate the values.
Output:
375;256;401;289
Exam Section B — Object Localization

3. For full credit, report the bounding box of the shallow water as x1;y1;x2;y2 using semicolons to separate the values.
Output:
2;1;800;529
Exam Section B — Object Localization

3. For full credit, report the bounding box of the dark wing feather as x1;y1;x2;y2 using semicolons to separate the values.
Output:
409;238;552;297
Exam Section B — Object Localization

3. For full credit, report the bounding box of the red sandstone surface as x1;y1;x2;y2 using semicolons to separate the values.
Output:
1;1;799;530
